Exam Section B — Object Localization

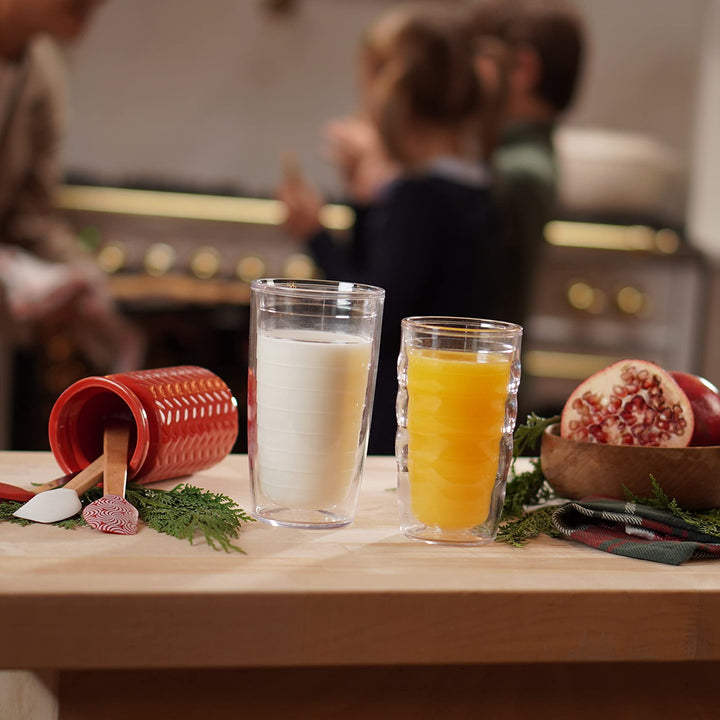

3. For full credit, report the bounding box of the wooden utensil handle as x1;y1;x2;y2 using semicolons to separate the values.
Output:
60;456;105;495
32;474;74;494
103;422;131;497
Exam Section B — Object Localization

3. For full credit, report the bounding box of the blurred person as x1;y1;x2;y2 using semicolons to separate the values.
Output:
278;3;501;454
324;0;586;330
468;0;586;326
0;0;143;374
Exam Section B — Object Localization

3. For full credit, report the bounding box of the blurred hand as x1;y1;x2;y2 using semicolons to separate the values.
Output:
324;116;376;179
277;169;324;240
323;116;398;204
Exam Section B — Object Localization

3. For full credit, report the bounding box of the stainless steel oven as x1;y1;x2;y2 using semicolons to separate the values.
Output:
8;187;707;450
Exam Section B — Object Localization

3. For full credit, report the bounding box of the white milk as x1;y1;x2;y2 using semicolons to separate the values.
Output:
256;328;372;509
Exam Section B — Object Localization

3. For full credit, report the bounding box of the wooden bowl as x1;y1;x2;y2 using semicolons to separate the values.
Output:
540;424;720;510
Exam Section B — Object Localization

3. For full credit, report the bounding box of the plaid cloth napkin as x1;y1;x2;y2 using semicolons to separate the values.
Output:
552;497;720;565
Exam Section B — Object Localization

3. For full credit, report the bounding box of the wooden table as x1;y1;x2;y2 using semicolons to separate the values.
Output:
1;452;719;719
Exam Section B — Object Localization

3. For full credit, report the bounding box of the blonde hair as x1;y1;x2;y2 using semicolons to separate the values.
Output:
361;4;486;163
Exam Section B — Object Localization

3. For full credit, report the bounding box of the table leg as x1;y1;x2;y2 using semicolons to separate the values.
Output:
0;670;59;720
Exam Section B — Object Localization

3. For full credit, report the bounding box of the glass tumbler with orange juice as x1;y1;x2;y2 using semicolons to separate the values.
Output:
396;317;522;544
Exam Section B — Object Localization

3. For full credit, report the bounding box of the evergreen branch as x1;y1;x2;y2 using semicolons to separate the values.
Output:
0;501;30;526
502;458;553;520
124;483;254;553
512;413;560;460
496;505;565;547
624;475;720;537
55;516;89;530
498;414;720;547
0;482;254;552
495;415;560;546
501;413;559;522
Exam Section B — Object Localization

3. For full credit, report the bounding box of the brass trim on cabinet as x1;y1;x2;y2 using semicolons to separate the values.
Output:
56;185;354;230
524;350;623;380
544;221;680;253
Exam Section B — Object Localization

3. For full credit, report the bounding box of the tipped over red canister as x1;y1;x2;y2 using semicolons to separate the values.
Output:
49;366;239;484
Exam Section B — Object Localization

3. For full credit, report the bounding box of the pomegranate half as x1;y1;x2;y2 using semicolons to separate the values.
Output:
560;359;693;447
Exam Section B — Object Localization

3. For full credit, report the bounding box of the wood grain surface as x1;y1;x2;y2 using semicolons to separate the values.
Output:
541;423;720;509
0;452;719;672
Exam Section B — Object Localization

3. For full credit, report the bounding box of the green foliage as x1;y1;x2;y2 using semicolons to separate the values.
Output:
625;476;720;537
494;414;560;546
125;483;254;553
0;501;30;526
512;413;559;459
496;506;564;548
0;482;254;552
502;457;553;521
497;414;720;547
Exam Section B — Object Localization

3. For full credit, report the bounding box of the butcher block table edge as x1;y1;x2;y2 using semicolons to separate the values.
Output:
1;452;719;671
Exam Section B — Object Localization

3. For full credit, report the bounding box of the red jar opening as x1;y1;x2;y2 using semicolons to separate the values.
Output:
49;377;150;478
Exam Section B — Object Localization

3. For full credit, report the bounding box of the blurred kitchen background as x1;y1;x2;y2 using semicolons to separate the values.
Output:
3;0;720;451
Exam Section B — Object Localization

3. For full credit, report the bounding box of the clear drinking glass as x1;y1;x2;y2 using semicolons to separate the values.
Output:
248;279;385;528
396;317;522;545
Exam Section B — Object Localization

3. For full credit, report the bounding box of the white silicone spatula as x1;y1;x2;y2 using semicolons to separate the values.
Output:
12;456;104;523
82;422;139;535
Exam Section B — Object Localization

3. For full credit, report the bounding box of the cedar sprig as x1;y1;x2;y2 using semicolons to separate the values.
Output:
124;483;254;553
625;475;720;537
496;414;560;546
0;498;88;529
502;457;554;520
0;483;254;552
496;505;564;547
0;500;30;526
498;415;720;547
498;413;559;536
512;412;560;460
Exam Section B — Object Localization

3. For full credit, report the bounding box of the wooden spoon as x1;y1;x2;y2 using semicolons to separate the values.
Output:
12;456;104;523
82;422;139;535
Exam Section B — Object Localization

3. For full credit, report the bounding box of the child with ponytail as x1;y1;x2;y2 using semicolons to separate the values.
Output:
279;3;502;454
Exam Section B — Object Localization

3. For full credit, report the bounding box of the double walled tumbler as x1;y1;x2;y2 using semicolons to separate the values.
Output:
49;366;239;484
396;317;522;545
248;278;384;529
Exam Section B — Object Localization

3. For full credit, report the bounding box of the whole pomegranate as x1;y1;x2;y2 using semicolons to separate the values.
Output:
670;371;720;446
560;359;693;447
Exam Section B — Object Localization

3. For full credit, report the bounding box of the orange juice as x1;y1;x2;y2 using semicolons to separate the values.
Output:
406;348;511;529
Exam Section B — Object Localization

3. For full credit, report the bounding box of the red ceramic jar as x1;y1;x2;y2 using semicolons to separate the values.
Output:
49;366;238;484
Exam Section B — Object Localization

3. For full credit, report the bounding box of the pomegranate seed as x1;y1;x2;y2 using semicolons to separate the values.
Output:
560;359;694;447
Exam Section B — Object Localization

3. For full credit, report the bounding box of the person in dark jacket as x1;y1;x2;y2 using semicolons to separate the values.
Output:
278;4;502;454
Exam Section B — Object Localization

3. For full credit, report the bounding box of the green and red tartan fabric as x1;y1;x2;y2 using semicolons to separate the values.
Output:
552;498;720;565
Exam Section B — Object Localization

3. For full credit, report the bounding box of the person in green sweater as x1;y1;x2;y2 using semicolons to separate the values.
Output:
467;0;586;327
321;0;585;331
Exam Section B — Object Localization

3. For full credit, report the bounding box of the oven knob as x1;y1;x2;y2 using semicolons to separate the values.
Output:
655;229;680;254
190;246;221;279
567;281;606;314
144;243;176;277
616;286;650;317
97;243;126;274
283;253;316;279
236;255;266;283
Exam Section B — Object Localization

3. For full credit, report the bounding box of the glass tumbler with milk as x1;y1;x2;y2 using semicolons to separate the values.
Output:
249;279;385;528
396;317;522;545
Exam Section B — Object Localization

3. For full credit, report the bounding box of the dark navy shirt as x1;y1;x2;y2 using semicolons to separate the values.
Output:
308;168;501;454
